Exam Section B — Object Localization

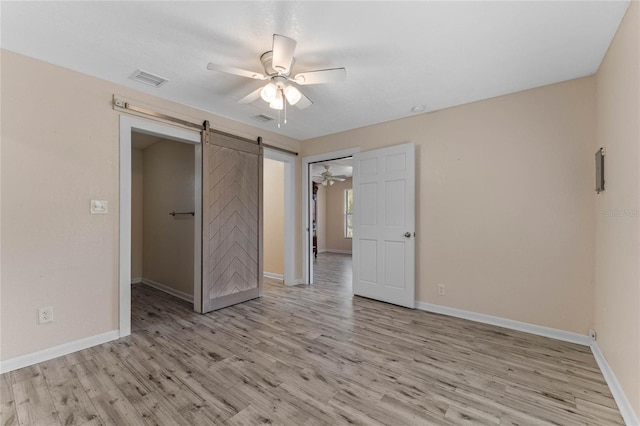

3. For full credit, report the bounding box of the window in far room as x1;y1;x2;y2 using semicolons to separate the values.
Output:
345;188;353;238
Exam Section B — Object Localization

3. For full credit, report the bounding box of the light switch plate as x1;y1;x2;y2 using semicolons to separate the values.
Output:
91;200;108;214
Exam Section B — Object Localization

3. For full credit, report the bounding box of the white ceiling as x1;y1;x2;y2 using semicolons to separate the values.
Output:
1;1;629;141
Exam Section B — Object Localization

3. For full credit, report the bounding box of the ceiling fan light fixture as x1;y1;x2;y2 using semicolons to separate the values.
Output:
284;85;302;105
207;34;346;125
269;89;284;110
260;83;277;102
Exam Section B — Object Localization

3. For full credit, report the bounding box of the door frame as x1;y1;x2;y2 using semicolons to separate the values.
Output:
302;148;360;284
264;148;297;286
119;115;201;336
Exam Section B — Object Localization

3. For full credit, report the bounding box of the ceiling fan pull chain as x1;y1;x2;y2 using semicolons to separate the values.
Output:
277;108;281;129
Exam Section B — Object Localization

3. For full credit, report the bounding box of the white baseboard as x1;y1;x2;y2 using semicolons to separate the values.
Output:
141;278;193;303
264;272;284;280
131;277;142;284
415;301;637;424
317;248;327;253
591;341;639;426
324;249;352;254
0;330;119;374
415;301;591;346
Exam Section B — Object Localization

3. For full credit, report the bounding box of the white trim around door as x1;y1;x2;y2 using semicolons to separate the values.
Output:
119;115;201;337
302;148;360;285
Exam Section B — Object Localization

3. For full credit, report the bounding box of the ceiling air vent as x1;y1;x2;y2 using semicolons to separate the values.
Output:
129;69;169;88
252;114;274;123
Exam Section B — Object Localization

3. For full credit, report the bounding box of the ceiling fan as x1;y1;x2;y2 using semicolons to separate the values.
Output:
313;165;347;186
207;34;346;117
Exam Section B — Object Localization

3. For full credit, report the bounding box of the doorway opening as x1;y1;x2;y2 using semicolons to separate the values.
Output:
310;158;354;289
302;148;359;286
264;148;296;286
119;116;201;337
131;132;196;306
120;116;298;335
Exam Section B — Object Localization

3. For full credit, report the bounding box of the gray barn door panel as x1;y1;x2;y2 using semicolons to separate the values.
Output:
201;128;263;313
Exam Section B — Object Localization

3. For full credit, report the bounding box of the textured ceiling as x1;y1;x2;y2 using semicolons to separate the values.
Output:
1;1;630;141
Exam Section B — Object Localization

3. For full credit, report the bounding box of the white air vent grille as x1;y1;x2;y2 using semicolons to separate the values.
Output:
129;69;169;87
252;114;274;123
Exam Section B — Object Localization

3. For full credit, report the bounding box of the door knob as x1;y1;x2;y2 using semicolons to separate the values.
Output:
404;232;411;238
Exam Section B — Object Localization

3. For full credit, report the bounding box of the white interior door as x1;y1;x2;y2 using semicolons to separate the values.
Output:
352;142;415;308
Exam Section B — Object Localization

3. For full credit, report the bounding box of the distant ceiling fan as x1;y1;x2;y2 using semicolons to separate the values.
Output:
313;165;347;186
207;34;346;118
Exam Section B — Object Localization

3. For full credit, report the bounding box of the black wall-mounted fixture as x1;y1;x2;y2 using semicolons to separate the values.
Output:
596;147;605;194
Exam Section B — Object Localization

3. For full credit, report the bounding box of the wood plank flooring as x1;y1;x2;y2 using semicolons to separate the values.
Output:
1;253;624;425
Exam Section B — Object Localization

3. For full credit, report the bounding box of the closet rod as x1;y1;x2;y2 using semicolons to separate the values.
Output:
169;211;195;216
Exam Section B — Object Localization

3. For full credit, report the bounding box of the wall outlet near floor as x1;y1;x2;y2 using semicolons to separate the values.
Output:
438;284;446;296
589;328;597;341
38;306;53;324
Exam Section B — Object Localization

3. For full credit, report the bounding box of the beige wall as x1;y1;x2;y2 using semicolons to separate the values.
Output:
303;77;597;335
142;139;195;296
131;148;143;281
325;178;353;252
315;185;327;251
2;52;118;360
594;1;640;415
0;50;300;361
1;42;4;355
2;18;639;413
264;158;284;276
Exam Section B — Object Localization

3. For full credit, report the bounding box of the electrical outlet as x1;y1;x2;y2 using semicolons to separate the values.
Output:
90;200;108;214
589;329;597;341
39;306;53;324
438;284;445;296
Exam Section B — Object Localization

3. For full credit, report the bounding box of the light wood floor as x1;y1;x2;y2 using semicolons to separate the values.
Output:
1;253;624;425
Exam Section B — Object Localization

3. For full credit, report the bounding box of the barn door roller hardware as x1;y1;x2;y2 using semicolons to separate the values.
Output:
114;96;298;156
113;97;203;130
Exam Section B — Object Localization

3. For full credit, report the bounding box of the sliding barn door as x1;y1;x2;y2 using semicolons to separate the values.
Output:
200;127;263;313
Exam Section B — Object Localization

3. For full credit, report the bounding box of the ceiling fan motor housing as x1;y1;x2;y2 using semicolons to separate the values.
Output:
260;51;295;78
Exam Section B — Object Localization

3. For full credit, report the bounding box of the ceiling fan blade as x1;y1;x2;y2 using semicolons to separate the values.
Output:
272;34;297;74
207;63;266;80
312;177;324;183
238;87;263;104
294;90;313;109
293;68;346;85
332;175;348;180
